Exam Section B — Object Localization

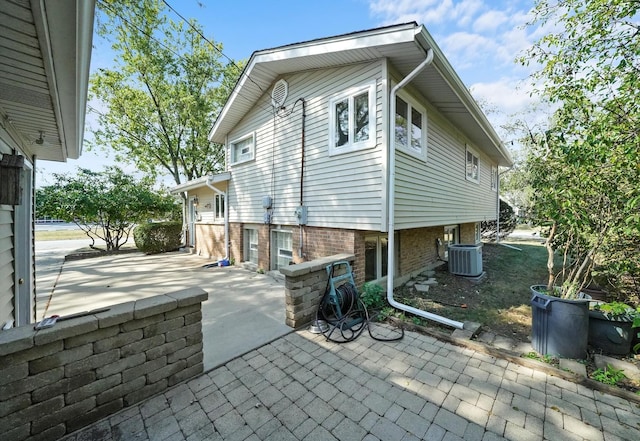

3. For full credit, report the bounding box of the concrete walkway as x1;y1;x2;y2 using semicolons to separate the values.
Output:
61;327;640;441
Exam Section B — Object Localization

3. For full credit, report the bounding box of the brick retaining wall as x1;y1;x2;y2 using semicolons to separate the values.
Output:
0;287;208;441
279;253;355;328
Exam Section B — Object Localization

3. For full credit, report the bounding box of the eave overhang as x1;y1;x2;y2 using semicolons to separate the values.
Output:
209;22;512;167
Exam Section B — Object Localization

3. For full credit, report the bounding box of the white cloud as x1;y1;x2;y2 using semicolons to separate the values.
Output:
473;10;509;33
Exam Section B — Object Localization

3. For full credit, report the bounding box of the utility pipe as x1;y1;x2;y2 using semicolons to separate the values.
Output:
386;48;465;330
205;178;229;260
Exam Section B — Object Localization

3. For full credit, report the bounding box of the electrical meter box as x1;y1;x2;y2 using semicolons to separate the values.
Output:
262;196;272;209
294;205;308;225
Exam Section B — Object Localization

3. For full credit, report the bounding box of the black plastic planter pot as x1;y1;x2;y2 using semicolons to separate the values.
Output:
530;285;590;359
588;310;633;355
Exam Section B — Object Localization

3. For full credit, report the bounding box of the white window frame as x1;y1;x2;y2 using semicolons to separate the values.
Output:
466;145;480;184
394;91;427;161
214;193;225;221
475;222;482;244
229;132;255;165
271;228;293;270
491;165;498;191
328;82;376;156
444;225;459;260
244;228;259;264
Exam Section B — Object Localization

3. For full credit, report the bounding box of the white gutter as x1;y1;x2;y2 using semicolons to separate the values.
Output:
205;179;229;260
386;48;465;330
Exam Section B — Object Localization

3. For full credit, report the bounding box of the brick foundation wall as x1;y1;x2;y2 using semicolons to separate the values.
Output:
279;254;355;328
228;222;243;263
0;288;207;440
459;222;478;244
195;224;225;259
398;227;443;275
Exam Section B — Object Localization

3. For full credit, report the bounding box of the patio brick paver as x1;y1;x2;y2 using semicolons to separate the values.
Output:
62;328;640;441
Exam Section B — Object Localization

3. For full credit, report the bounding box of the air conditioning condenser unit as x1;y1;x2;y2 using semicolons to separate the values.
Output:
448;244;483;277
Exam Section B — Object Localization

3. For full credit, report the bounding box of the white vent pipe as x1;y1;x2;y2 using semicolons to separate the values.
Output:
386;48;465;330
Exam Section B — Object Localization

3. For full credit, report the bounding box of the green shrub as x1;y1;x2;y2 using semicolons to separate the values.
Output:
360;282;385;309
134;221;182;254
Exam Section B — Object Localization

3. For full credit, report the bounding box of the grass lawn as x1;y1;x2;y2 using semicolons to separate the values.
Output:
35;229;92;241
395;239;550;341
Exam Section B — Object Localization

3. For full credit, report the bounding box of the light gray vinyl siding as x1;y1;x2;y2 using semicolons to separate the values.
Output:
394;88;498;229
227;61;384;230
0;205;14;326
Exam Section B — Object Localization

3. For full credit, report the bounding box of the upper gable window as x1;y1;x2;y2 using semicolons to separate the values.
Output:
394;92;427;161
466;146;479;183
230;133;255;165
328;82;376;155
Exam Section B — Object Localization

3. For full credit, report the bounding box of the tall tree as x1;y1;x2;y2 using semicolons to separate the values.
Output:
90;0;243;187
520;0;640;298
36;167;179;250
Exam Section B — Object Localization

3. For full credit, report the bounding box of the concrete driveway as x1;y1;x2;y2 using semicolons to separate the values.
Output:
38;251;292;371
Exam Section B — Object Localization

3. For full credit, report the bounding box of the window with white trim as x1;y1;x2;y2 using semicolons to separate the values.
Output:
271;229;292;270
244;228;258;264
491;166;498;191
230;133;254;165
394;93;427;160
328;82;376;155
364;234;398;282
475;222;482;244
214;194;225;221
466;146;479;183
443;225;459;259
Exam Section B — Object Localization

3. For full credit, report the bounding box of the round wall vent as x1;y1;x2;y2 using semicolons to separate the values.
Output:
271;79;288;108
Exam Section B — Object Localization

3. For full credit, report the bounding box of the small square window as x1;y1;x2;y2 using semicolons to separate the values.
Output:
466;146;479;183
230;133;255;165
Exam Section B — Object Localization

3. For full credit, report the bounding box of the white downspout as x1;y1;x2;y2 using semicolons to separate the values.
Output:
386;48;464;330
205;179;229;260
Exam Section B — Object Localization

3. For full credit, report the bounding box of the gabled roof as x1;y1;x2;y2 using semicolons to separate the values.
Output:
0;0;95;162
209;22;512;167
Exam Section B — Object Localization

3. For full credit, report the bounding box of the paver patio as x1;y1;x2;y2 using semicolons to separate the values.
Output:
61;327;640;441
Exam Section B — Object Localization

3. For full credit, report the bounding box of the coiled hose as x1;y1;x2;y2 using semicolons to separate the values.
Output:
316;279;404;344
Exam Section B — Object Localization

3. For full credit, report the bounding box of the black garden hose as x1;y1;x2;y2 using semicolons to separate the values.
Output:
316;270;404;344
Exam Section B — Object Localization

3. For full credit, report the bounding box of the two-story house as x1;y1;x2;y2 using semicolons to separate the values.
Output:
170;22;512;287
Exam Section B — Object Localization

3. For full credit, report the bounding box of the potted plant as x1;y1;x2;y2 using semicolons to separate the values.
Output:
525;127;620;359
588;302;638;355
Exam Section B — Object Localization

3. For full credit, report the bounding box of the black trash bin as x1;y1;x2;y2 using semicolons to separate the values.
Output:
530;285;589;359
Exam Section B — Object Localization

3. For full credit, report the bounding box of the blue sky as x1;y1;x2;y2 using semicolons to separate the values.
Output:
37;0;546;185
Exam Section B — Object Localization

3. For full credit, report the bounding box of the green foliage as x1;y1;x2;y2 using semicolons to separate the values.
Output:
133;221;182;254
481;199;517;241
593;302;636;320
592;364;626;386
523;351;555;364
90;0;244;187
360;282;385;309
520;0;640;300
36;167;178;250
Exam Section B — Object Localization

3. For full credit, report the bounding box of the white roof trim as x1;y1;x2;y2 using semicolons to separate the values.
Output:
169;172;231;194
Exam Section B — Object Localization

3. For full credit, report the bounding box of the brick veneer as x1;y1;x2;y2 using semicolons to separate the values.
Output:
0;288;207;441
279;253;355;328
194;224;225;259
